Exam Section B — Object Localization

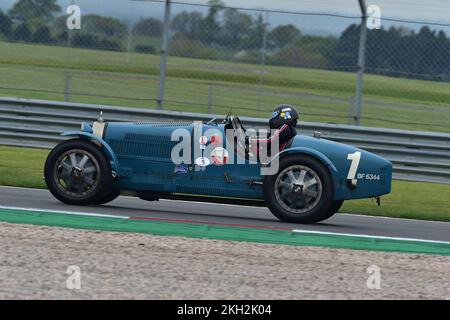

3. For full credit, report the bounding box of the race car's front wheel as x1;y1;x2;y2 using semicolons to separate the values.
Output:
44;139;113;205
263;155;334;224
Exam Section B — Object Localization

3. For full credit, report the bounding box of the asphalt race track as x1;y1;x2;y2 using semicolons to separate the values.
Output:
1;186;449;242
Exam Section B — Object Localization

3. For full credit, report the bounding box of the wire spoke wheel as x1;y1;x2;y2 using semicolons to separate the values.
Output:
45;139;115;205
274;165;323;214
53;149;100;199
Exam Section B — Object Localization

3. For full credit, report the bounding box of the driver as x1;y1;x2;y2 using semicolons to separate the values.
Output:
248;104;298;158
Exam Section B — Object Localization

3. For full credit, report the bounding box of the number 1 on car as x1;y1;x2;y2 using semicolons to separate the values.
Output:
347;151;361;182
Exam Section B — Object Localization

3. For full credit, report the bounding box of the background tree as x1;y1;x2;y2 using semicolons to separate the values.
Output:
82;15;127;37
171;11;203;40
72;33;99;49
32;25;53;43
434;31;450;79
219;8;252;49
364;27;396;73
12;23;32;41
0;10;13;37
413;27;438;76
133;18;163;37
330;24;359;70
268;24;301;48
170;33;219;59
329;24;450;79
50;15;67;34
269;44;328;68
269;36;333;68
9;0;60;25
296;35;337;61
247;13;268;50
201;0;224;44
385;27;412;75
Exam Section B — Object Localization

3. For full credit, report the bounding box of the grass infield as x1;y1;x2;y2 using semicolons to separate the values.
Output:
0;41;449;132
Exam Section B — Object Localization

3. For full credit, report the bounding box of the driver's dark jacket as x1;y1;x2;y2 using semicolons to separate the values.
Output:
249;123;297;157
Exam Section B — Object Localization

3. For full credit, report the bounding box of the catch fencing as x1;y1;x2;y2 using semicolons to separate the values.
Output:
0;1;449;133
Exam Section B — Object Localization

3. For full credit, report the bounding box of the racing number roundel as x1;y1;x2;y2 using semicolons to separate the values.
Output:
211;135;222;146
199;136;208;145
210;147;229;166
195;157;210;167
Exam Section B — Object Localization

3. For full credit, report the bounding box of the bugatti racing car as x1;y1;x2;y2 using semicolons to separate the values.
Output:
44;114;392;223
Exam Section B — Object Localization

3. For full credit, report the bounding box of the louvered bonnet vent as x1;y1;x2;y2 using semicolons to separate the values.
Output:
133;122;193;127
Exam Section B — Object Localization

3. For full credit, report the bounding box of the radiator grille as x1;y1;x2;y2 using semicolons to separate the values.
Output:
124;133;171;142
133;122;192;127
110;140;174;158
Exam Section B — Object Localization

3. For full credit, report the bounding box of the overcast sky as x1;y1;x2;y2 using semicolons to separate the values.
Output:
1;0;449;35
201;0;450;21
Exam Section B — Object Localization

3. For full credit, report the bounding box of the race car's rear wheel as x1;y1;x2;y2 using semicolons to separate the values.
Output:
319;200;344;221
263;155;334;224
92;189;120;205
44;139;113;205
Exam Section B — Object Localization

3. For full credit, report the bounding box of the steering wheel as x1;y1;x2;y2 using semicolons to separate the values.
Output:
222;114;250;156
235;116;244;130
236;132;248;154
231;117;248;154
221;110;233;124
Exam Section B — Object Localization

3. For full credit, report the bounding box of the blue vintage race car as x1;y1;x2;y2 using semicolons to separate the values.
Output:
44;114;392;223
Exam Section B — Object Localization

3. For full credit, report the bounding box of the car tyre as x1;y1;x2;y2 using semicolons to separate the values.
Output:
263;155;335;224
319;200;344;221
91;189;120;205
44;139;113;205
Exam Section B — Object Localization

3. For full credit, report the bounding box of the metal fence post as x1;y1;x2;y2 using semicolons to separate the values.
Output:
207;84;213;113
256;11;269;112
64;0;74;101
126;22;133;64
353;0;368;125
348;96;355;125
261;11;269;66
157;0;172;110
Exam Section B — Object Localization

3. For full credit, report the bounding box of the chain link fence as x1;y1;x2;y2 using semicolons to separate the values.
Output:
0;0;449;133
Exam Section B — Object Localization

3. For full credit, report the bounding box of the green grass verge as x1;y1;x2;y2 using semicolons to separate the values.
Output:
0;41;449;132
0;208;449;255
0;146;47;189
1;145;449;222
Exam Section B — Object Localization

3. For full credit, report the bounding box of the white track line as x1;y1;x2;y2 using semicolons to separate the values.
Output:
1;186;450;225
0;205;129;219
292;229;450;245
339;212;450;224
1;202;449;245
0;186;49;191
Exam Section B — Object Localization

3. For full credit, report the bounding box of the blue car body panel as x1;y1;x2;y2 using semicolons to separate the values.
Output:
65;120;392;202
62;131;120;173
